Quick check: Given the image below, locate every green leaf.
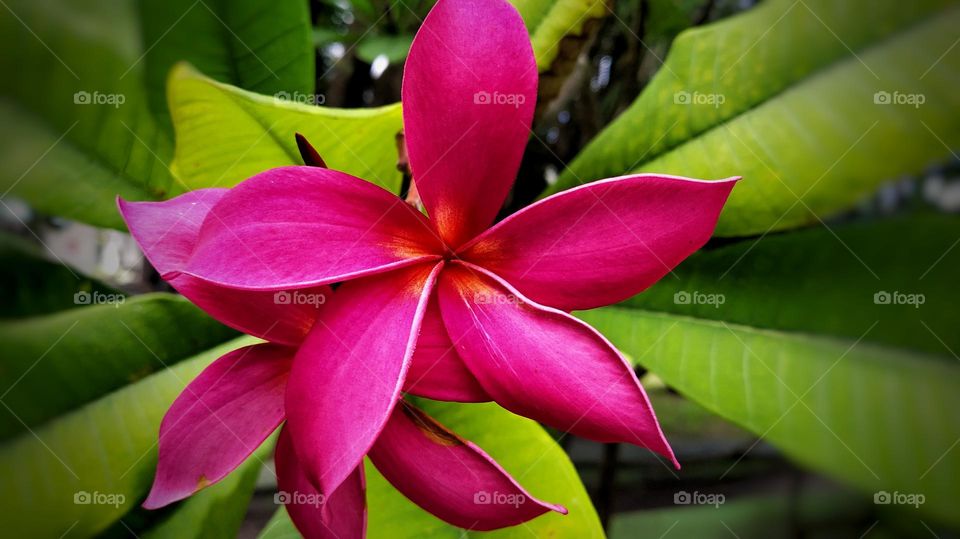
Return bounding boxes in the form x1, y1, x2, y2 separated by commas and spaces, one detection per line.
509, 0, 609, 72
0, 0, 173, 228
0, 335, 257, 538
644, 0, 709, 41
258, 400, 603, 538
141, 0, 314, 129
0, 232, 120, 319
168, 63, 405, 194
624, 214, 960, 356
0, 293, 237, 440
547, 0, 960, 236
0, 0, 314, 228
577, 308, 960, 527
609, 486, 872, 539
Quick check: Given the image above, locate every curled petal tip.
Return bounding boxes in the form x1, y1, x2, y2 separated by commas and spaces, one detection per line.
141, 486, 172, 510
549, 502, 569, 516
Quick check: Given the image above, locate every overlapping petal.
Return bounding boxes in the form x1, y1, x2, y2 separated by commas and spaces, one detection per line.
438, 263, 678, 467
402, 0, 537, 247
118, 190, 324, 345
284, 263, 442, 496
143, 343, 291, 509
460, 175, 739, 311
276, 427, 366, 539
182, 166, 444, 290
404, 295, 490, 402
368, 401, 563, 530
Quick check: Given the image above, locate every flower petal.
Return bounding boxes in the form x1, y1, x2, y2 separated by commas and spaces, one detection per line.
402, 0, 537, 247
143, 343, 291, 509
276, 427, 366, 539
438, 263, 678, 466
460, 175, 739, 311
368, 401, 564, 530
118, 188, 227, 271
285, 263, 442, 496
182, 166, 444, 290
118, 191, 325, 345
404, 293, 491, 402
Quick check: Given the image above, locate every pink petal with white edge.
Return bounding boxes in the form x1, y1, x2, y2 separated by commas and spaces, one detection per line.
460, 175, 739, 311
182, 166, 444, 291
402, 0, 537, 247
438, 262, 679, 467
284, 263, 443, 496
143, 343, 291, 509
118, 191, 325, 345
404, 293, 491, 402
368, 400, 564, 530
276, 427, 366, 539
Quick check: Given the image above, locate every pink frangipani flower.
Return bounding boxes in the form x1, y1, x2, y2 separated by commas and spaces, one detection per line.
118, 0, 738, 535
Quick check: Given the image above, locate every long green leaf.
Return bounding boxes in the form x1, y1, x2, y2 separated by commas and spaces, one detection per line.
0, 336, 257, 538
624, 214, 960, 356
141, 0, 314, 129
578, 308, 960, 526
609, 486, 872, 539
258, 400, 603, 538
510, 0, 608, 72
0, 232, 119, 319
0, 293, 236, 440
0, 0, 314, 228
547, 0, 960, 236
168, 63, 405, 194
0, 0, 172, 227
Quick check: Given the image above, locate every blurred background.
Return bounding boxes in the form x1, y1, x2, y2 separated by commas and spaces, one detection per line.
1, 0, 959, 537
